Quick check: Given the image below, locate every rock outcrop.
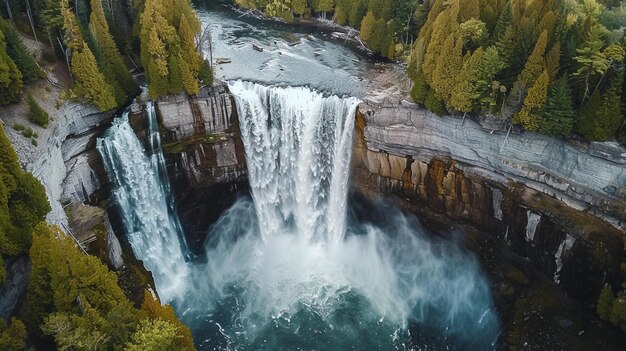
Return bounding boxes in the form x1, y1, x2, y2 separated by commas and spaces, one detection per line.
353, 96, 626, 305
129, 84, 248, 250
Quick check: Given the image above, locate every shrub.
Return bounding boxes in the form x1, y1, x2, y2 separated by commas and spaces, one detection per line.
27, 94, 49, 128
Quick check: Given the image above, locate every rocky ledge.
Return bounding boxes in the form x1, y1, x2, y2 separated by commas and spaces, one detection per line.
129, 83, 248, 250
353, 95, 626, 307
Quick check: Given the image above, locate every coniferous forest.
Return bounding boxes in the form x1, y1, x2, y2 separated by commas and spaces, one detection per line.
233, 0, 626, 142
0, 0, 213, 349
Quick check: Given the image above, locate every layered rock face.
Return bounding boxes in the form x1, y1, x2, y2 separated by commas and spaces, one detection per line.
130, 84, 247, 250
353, 96, 626, 305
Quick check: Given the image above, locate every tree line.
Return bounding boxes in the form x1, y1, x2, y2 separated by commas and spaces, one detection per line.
231, 0, 626, 142
0, 0, 214, 110
407, 0, 626, 142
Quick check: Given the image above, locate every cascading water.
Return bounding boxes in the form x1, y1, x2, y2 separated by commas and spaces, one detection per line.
98, 82, 500, 350
97, 104, 189, 302
231, 81, 358, 246
174, 81, 500, 350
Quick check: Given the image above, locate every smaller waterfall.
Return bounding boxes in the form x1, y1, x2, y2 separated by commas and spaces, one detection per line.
97, 104, 189, 302
553, 234, 576, 283
525, 211, 541, 242
491, 188, 503, 221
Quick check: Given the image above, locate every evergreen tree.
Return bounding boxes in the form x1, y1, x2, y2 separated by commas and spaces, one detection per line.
597, 286, 615, 321
0, 20, 43, 84
450, 47, 483, 112
0, 30, 22, 106
577, 76, 623, 141
62, 0, 117, 111
0, 318, 26, 350
89, 0, 138, 99
538, 75, 575, 137
431, 32, 462, 102
513, 70, 550, 131
198, 59, 214, 87
359, 11, 376, 44
410, 67, 428, 104
516, 30, 549, 88
27, 94, 49, 128
139, 0, 203, 98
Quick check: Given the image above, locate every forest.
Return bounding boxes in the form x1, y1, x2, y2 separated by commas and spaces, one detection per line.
0, 0, 214, 349
232, 0, 626, 142
0, 0, 213, 109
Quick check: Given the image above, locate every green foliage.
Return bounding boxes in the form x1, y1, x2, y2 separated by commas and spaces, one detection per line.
198, 59, 214, 87
27, 94, 49, 128
577, 76, 624, 141
62, 0, 117, 111
0, 123, 49, 261
124, 319, 180, 351
0, 20, 43, 84
597, 286, 614, 321
0, 30, 23, 106
25, 223, 196, 350
139, 0, 203, 98
513, 70, 550, 131
402, 0, 626, 140
89, 0, 139, 101
0, 318, 27, 350
538, 75, 575, 137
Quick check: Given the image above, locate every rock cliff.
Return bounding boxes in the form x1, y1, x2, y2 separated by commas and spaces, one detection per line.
353, 96, 626, 305
129, 83, 248, 250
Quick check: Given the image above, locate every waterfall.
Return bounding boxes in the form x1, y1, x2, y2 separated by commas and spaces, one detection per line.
97, 104, 189, 302
525, 211, 542, 242
97, 82, 500, 349
229, 80, 359, 247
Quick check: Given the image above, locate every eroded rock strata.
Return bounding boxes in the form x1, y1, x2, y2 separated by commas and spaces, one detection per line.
353, 95, 626, 306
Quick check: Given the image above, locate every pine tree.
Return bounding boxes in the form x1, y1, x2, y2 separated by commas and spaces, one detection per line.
597, 286, 615, 321
431, 32, 463, 102
545, 43, 561, 82
62, 0, 117, 111
410, 67, 428, 104
0, 30, 23, 106
0, 20, 43, 84
577, 75, 623, 141
89, 0, 138, 99
516, 30, 549, 88
450, 47, 483, 112
27, 94, 49, 128
359, 11, 376, 44
476, 46, 507, 111
198, 59, 214, 87
513, 70, 550, 131
538, 75, 574, 136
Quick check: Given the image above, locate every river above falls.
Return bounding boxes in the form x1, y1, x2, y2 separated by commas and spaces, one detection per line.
196, 1, 405, 98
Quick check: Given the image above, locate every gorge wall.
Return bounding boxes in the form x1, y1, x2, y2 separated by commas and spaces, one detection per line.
353, 95, 626, 305
129, 84, 247, 251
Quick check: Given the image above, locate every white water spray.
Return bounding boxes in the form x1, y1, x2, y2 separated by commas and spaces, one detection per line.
97, 105, 189, 302
178, 82, 500, 350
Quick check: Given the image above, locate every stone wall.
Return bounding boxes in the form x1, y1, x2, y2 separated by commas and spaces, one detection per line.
353, 97, 626, 305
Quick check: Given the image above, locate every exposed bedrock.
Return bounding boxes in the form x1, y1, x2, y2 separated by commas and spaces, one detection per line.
130, 84, 248, 250
353, 96, 626, 306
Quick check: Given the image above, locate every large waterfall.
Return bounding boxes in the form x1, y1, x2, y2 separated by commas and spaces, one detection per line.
99, 83, 500, 350
97, 104, 189, 302
230, 81, 358, 246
